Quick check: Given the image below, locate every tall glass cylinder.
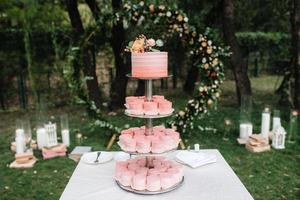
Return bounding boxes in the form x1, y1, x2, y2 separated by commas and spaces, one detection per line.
261, 107, 271, 140
272, 109, 281, 132
240, 95, 252, 123
288, 110, 298, 143
23, 118, 32, 150
15, 119, 25, 154
61, 114, 70, 147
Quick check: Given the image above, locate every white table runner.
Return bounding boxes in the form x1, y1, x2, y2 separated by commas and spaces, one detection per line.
60, 150, 254, 200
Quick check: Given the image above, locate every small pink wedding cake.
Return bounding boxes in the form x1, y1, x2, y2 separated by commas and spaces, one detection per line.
115, 156, 183, 191
126, 35, 168, 78
132, 52, 168, 78
118, 125, 180, 153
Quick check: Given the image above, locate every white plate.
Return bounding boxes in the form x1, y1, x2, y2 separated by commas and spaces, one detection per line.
81, 151, 113, 165
114, 152, 130, 161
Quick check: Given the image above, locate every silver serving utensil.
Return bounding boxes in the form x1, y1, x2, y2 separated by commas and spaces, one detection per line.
94, 151, 101, 163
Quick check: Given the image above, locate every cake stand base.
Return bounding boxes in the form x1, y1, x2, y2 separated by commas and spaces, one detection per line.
115, 176, 184, 195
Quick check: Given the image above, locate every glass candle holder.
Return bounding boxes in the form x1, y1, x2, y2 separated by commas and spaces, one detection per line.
272, 109, 281, 132
261, 107, 271, 140
240, 95, 252, 123
288, 110, 298, 143
60, 114, 70, 147
23, 118, 32, 150
223, 118, 232, 141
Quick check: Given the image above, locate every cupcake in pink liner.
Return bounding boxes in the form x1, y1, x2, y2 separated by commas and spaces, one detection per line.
133, 129, 145, 136
140, 125, 146, 130
151, 138, 167, 153
119, 170, 134, 186
146, 175, 161, 191
153, 156, 167, 162
128, 163, 140, 171
115, 161, 128, 181
152, 159, 162, 167
128, 100, 144, 115
143, 101, 159, 115
135, 167, 148, 176
152, 95, 165, 102
153, 131, 165, 138
129, 127, 140, 131
153, 125, 165, 131
119, 134, 136, 152
148, 168, 161, 176
159, 135, 176, 150
158, 100, 173, 115
136, 157, 147, 167
131, 173, 147, 191
167, 168, 183, 183
126, 96, 138, 103
136, 137, 151, 153
121, 129, 134, 136
160, 173, 176, 189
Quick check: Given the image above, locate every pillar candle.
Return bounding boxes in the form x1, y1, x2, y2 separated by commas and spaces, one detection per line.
37, 127, 46, 149
261, 109, 271, 140
62, 129, 70, 147
239, 124, 248, 139
15, 129, 25, 154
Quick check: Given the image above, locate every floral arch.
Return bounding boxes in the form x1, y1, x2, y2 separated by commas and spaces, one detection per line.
86, 2, 229, 140
117, 2, 229, 137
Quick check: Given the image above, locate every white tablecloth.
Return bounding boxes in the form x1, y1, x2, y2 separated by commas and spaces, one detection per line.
60, 150, 253, 200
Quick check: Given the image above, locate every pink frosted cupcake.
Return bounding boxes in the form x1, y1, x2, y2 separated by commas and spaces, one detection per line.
129, 127, 141, 132
119, 170, 134, 187
153, 95, 165, 102
133, 129, 145, 136
121, 129, 134, 136
151, 138, 166, 153
143, 101, 159, 115
128, 163, 140, 171
128, 100, 144, 115
131, 173, 147, 191
160, 173, 175, 189
146, 175, 161, 191
158, 100, 173, 115
153, 125, 166, 131
136, 138, 151, 153
115, 161, 128, 181
135, 167, 148, 176
119, 134, 136, 152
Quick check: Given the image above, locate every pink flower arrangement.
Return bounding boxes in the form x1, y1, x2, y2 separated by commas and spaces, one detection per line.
125, 34, 164, 53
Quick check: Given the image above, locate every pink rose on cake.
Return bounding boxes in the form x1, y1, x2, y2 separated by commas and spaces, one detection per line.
147, 38, 156, 47
125, 34, 164, 53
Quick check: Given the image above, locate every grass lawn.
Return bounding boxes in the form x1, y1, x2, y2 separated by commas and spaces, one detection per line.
0, 75, 299, 200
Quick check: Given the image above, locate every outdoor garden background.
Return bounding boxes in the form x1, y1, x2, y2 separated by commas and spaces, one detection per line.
0, 0, 299, 200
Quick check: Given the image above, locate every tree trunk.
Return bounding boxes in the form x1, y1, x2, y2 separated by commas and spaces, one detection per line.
184, 64, 199, 95
109, 0, 128, 110
65, 0, 102, 108
292, 0, 300, 109
222, 0, 252, 105
135, 80, 145, 96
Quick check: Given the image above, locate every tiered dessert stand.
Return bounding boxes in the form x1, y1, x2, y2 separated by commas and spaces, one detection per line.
115, 74, 184, 195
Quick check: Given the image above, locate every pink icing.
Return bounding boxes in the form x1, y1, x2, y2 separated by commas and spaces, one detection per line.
131, 173, 147, 191
146, 175, 161, 191
131, 52, 168, 78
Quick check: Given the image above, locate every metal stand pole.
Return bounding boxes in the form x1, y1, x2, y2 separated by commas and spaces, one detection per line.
145, 79, 153, 135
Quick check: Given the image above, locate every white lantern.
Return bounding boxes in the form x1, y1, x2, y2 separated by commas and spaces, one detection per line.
272, 126, 286, 149
45, 122, 58, 148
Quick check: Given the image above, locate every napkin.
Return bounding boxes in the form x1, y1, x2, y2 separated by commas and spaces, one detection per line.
175, 151, 217, 168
